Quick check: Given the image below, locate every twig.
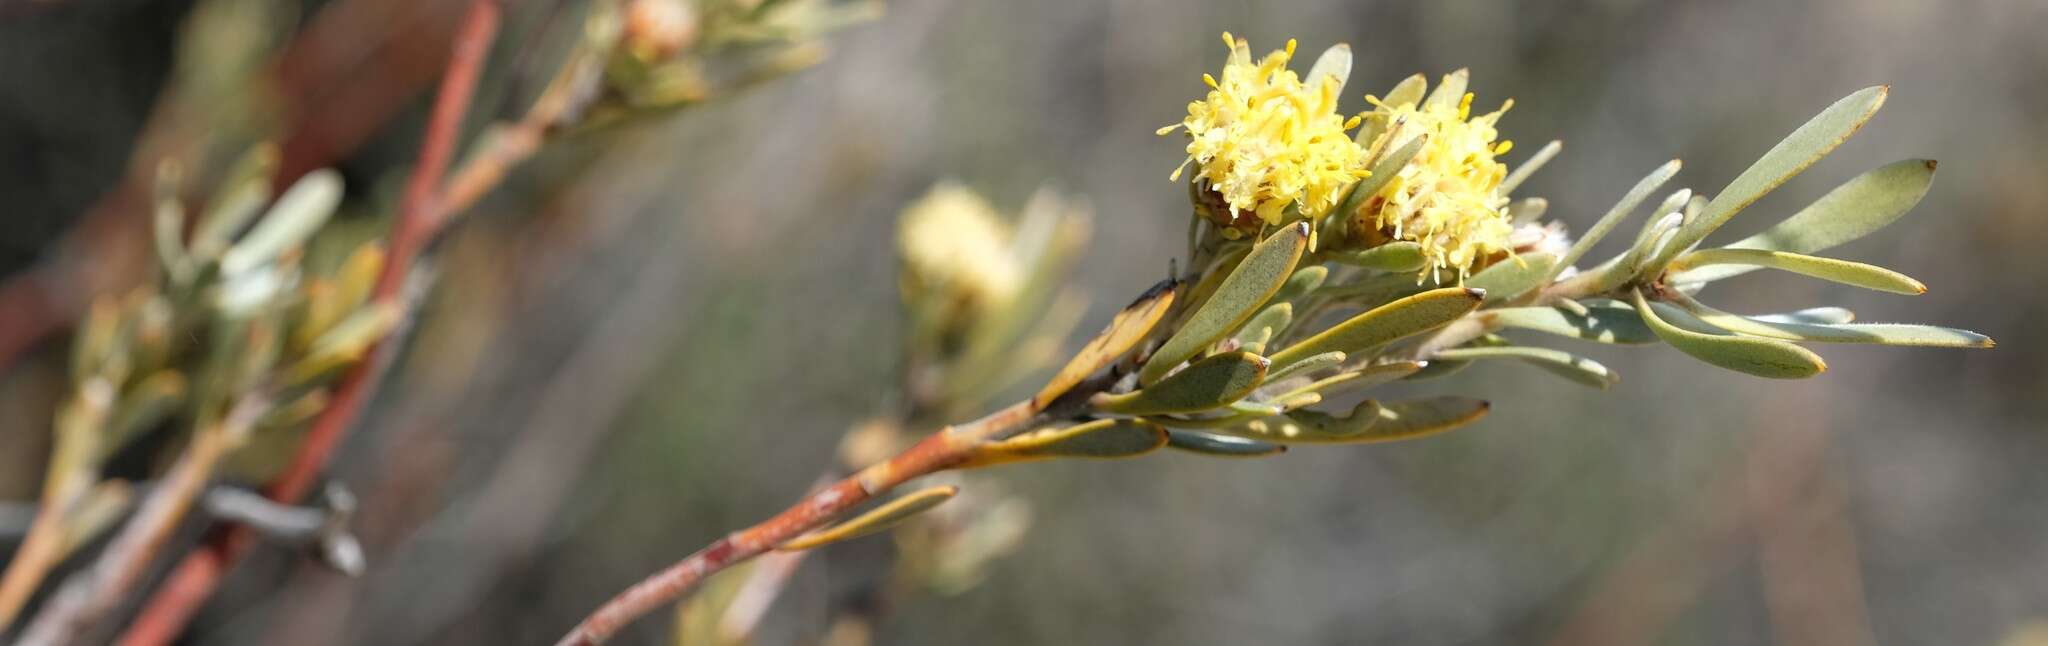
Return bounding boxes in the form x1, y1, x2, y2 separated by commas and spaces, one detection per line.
112, 2, 503, 642
14, 398, 268, 646
552, 398, 1047, 646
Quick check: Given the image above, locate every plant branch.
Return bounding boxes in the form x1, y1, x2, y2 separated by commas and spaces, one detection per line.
553, 398, 1046, 646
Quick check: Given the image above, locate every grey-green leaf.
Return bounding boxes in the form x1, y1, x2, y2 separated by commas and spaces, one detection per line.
1098, 351, 1268, 415
1334, 137, 1428, 227
1675, 248, 1925, 295
1652, 86, 1889, 269
1551, 160, 1683, 282
1631, 289, 1826, 379
1432, 345, 1620, 389
1680, 159, 1936, 283
220, 169, 344, 276
1331, 241, 1426, 272
1266, 287, 1484, 373
1488, 302, 1657, 345
1466, 253, 1558, 304
1141, 223, 1307, 385
1272, 266, 1329, 305
959, 419, 1169, 468
1228, 396, 1488, 444
1670, 294, 1990, 348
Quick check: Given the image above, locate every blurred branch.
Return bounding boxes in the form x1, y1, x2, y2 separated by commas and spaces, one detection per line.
15, 397, 269, 646
115, 1, 504, 642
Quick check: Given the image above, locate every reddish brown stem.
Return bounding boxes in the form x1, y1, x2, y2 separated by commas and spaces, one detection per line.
553, 400, 1040, 646
112, 2, 501, 643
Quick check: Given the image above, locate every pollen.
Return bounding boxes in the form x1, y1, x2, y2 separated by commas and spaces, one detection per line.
1161, 33, 1370, 227
1355, 70, 1520, 280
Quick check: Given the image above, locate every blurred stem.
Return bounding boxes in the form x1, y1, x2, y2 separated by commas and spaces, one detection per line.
0, 382, 114, 631
14, 398, 268, 646
553, 395, 1058, 646
116, 2, 505, 643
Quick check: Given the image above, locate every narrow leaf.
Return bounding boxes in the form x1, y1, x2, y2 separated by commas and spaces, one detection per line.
1305, 44, 1352, 95
1334, 137, 1428, 226
1466, 253, 1558, 304
1681, 159, 1936, 282
1753, 307, 1854, 325
220, 169, 344, 276
1488, 302, 1657, 345
1501, 140, 1563, 196
1272, 266, 1328, 305
959, 419, 1169, 468
1631, 289, 1826, 379
1228, 396, 1488, 444
1653, 86, 1889, 269
1234, 303, 1293, 355
1551, 159, 1682, 282
1033, 279, 1177, 408
1330, 241, 1426, 272
777, 486, 958, 551
1267, 287, 1484, 373
1676, 248, 1924, 294
1432, 345, 1619, 389
1096, 352, 1268, 415
1670, 293, 1991, 348
1141, 223, 1307, 385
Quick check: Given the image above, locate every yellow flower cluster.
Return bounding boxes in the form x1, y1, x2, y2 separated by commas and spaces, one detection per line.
1160, 33, 1369, 228
897, 183, 1024, 313
1354, 71, 1519, 279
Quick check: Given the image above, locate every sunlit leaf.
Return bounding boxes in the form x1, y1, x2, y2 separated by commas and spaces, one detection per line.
1680, 159, 1936, 283
1266, 287, 1483, 373
220, 168, 344, 276
1670, 293, 1991, 348
1034, 279, 1177, 408
1466, 253, 1557, 305
1306, 43, 1352, 95
1488, 302, 1657, 345
1551, 159, 1682, 282
1141, 223, 1306, 385
1631, 289, 1826, 379
1096, 352, 1268, 415
959, 419, 1169, 468
1225, 396, 1488, 444
1675, 248, 1924, 294
1651, 86, 1889, 270
1432, 345, 1619, 389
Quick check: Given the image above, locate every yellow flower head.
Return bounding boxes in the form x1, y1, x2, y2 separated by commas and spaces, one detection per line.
1161, 33, 1370, 229
1355, 70, 1518, 279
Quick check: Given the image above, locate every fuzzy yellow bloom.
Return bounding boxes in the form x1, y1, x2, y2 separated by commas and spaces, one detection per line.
1356, 70, 1519, 279
898, 183, 1024, 313
1161, 33, 1370, 228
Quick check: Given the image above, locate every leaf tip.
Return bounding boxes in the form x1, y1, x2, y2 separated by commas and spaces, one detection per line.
1462, 287, 1486, 301
1923, 159, 1938, 171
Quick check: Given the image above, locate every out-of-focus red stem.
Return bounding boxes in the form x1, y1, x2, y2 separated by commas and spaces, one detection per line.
114, 2, 501, 643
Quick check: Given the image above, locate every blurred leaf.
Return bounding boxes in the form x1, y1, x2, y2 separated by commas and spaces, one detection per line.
1403, 358, 1471, 381
1267, 287, 1483, 373
1097, 352, 1268, 415
1164, 430, 1287, 458
1033, 279, 1177, 408
1676, 248, 1924, 294
190, 144, 279, 264
1489, 302, 1657, 344
1432, 345, 1619, 389
1507, 196, 1549, 225
1357, 73, 1426, 145
1141, 223, 1307, 385
1652, 86, 1888, 270
778, 485, 958, 551
1680, 159, 1936, 283
1424, 69, 1467, 112
959, 419, 1168, 468
106, 372, 186, 451
221, 168, 343, 276
1631, 289, 1826, 379
286, 302, 402, 385
1466, 253, 1557, 305
1552, 160, 1682, 281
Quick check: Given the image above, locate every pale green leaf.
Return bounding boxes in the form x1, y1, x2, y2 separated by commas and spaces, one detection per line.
1676, 248, 1924, 295
220, 168, 343, 276
1652, 86, 1889, 269
1680, 159, 1936, 282
1669, 293, 1991, 348
1551, 160, 1682, 282
1466, 253, 1558, 304
1631, 289, 1826, 379
1432, 345, 1619, 389
1488, 302, 1657, 344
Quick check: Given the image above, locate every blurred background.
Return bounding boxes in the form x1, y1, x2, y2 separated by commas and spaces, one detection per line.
3, 0, 2045, 644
